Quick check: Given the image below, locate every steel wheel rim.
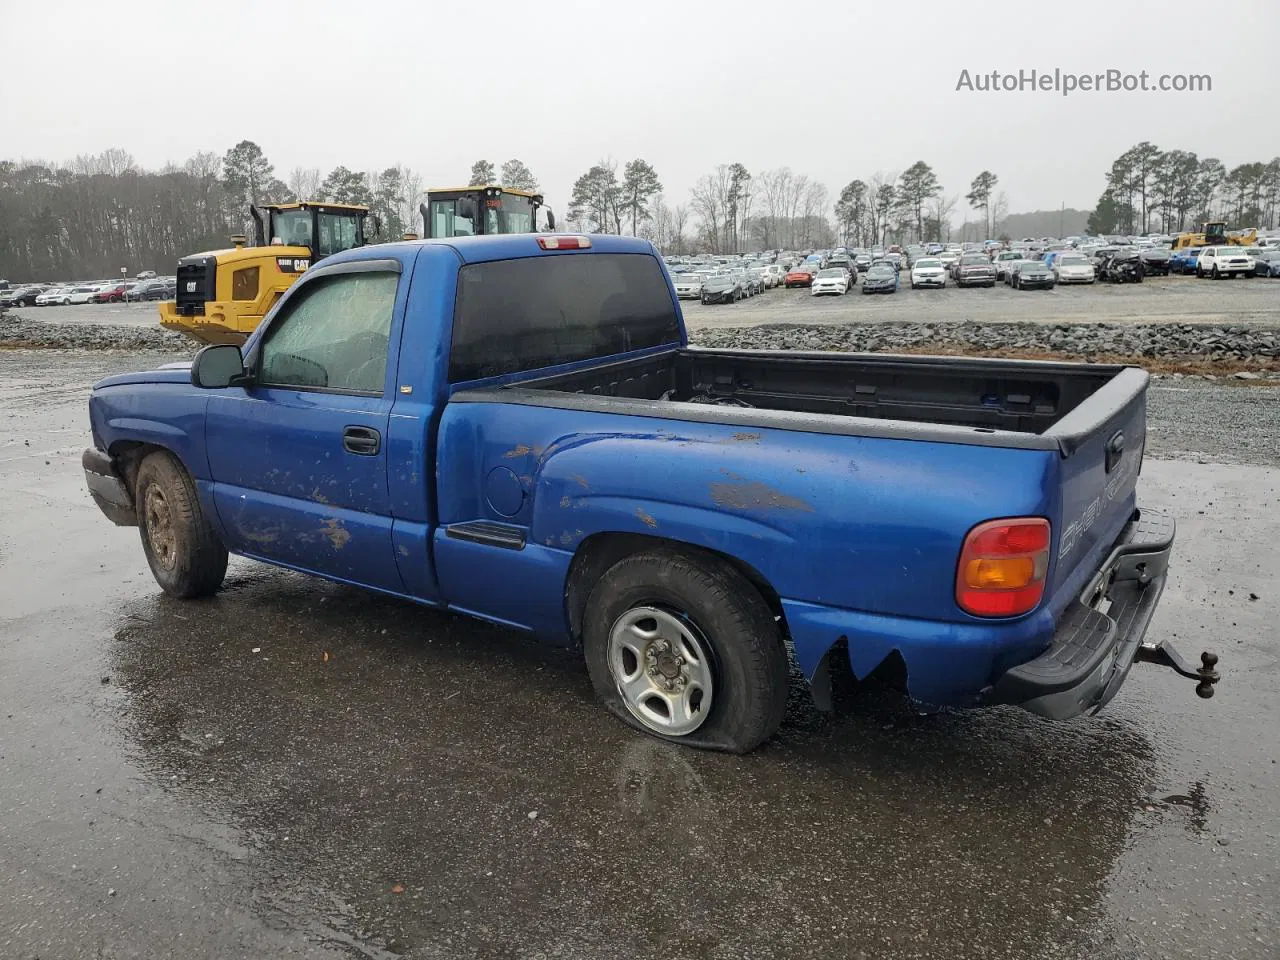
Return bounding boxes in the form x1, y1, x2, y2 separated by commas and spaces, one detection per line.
608, 605, 714, 737
143, 485, 177, 570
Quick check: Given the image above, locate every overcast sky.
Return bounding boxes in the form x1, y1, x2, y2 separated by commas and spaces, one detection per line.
2, 0, 1273, 219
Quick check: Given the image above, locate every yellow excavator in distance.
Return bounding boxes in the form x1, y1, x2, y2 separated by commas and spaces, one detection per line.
159, 202, 374, 345
1172, 220, 1259, 252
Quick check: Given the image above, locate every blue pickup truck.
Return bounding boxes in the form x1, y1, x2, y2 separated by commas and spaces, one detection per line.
82, 234, 1217, 752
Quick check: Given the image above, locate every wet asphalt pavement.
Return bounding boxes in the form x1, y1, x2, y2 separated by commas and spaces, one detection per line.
1, 351, 1277, 960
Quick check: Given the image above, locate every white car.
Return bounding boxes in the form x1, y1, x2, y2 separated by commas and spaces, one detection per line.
672, 274, 703, 299
809, 268, 850, 296
36, 286, 74, 306
910, 258, 947, 289
937, 250, 960, 271
1053, 254, 1096, 284
1196, 246, 1254, 279
66, 285, 102, 304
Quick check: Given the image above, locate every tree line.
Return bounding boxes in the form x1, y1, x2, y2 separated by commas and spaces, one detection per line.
0, 142, 544, 280
1087, 142, 1280, 236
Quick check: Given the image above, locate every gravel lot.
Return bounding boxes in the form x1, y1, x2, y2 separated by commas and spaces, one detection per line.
1, 348, 1276, 959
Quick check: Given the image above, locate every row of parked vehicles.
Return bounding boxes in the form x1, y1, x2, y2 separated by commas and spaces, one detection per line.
0, 276, 176, 308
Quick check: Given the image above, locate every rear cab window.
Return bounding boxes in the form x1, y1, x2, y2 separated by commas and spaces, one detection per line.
448, 253, 680, 382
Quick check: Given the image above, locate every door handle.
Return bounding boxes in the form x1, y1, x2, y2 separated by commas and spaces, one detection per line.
342, 426, 381, 456
1105, 430, 1125, 473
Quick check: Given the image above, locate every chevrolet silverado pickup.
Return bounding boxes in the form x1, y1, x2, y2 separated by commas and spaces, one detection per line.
82, 234, 1218, 752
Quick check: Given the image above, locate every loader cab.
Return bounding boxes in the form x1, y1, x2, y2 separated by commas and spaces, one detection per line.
1201, 221, 1228, 245
422, 186, 553, 239
253, 202, 370, 258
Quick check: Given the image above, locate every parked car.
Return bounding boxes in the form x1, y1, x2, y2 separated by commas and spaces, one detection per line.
1169, 247, 1201, 275
852, 252, 873, 272
81, 232, 1205, 753
765, 264, 787, 286
67, 285, 102, 304
1053, 254, 1096, 284
4, 285, 45, 306
672, 274, 703, 300
91, 283, 130, 303
861, 264, 899, 294
1196, 246, 1254, 279
1012, 261, 1055, 290
740, 271, 763, 296
1004, 260, 1036, 286
810, 268, 851, 296
748, 267, 772, 291
909, 257, 947, 289
994, 251, 1025, 281
132, 279, 176, 301
1097, 252, 1145, 284
701, 274, 745, 304
1252, 249, 1280, 277
783, 266, 815, 288
938, 250, 960, 272
1138, 248, 1172, 276
955, 254, 997, 287
36, 285, 75, 306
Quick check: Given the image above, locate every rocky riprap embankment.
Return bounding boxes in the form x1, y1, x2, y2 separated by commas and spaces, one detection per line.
0, 313, 192, 352
690, 321, 1280, 367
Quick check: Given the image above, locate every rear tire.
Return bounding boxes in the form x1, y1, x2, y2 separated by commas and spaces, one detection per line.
134, 451, 228, 598
583, 548, 789, 753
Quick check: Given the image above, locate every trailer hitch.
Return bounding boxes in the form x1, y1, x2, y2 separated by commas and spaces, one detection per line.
1135, 642, 1220, 699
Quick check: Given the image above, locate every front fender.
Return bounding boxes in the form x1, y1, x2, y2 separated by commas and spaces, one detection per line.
93, 385, 211, 480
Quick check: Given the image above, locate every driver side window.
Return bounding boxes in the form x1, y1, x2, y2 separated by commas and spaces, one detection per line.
259, 270, 399, 395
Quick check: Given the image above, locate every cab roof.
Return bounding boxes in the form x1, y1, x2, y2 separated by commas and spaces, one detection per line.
320, 233, 658, 268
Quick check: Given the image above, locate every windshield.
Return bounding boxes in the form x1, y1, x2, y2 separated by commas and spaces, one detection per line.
868, 267, 893, 277
484, 193, 535, 234
430, 198, 477, 238
272, 210, 313, 247
817, 269, 844, 278
915, 259, 941, 268
999, 252, 1020, 260
1059, 256, 1088, 266
961, 255, 987, 265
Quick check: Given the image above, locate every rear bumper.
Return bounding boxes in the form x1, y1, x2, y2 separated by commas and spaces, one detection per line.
83, 447, 137, 526
985, 507, 1176, 719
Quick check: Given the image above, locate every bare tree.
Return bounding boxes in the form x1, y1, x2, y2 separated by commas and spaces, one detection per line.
672, 204, 690, 255
690, 165, 733, 253
990, 191, 1010, 237
799, 181, 828, 247
288, 167, 322, 202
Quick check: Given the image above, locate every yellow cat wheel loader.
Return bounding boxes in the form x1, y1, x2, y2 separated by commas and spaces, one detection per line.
1171, 220, 1259, 252
159, 202, 373, 345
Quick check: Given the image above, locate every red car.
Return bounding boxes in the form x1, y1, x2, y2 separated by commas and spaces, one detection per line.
784, 267, 815, 288
90, 283, 129, 303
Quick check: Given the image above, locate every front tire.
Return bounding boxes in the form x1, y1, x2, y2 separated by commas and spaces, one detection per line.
134, 451, 228, 598
583, 549, 789, 753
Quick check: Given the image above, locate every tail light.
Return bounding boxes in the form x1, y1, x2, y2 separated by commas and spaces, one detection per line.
956, 517, 1051, 617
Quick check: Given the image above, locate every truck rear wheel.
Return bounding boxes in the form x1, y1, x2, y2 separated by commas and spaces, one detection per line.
582, 548, 788, 753
135, 451, 227, 598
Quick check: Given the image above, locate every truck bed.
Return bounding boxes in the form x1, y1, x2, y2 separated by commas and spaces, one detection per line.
469, 348, 1143, 452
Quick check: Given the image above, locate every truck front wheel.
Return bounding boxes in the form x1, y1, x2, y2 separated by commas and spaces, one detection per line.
134, 451, 228, 598
583, 549, 788, 753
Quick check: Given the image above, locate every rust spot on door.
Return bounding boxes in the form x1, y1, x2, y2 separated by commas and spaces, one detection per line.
635, 508, 658, 528
320, 517, 351, 550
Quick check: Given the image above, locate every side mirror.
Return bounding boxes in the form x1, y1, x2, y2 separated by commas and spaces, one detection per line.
545, 208, 557, 231
191, 344, 247, 388
456, 198, 477, 221
369, 214, 383, 238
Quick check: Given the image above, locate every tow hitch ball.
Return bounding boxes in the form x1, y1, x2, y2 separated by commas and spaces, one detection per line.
1136, 642, 1221, 699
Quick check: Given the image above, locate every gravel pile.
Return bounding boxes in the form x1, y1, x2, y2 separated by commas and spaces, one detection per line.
0, 313, 192, 352
691, 321, 1280, 364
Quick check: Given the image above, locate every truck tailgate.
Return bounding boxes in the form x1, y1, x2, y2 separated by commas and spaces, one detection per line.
1046, 368, 1149, 606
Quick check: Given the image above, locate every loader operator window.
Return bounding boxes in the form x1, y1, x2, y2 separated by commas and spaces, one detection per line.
484, 194, 534, 235
429, 199, 476, 238
316, 213, 361, 258
274, 210, 313, 248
